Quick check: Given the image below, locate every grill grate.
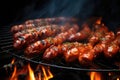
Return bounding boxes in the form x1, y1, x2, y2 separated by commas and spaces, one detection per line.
1, 26, 120, 72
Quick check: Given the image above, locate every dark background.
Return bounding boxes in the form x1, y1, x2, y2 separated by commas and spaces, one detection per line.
0, 0, 120, 28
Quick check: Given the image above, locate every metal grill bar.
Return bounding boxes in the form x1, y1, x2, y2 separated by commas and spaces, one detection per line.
0, 31, 11, 34
0, 42, 12, 46
4, 50, 120, 72
0, 36, 12, 39
0, 38, 12, 42
0, 34, 12, 37
1, 45, 13, 50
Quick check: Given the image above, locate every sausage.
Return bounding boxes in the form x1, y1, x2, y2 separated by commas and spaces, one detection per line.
13, 25, 57, 39
11, 17, 78, 33
100, 31, 115, 44
63, 44, 83, 62
25, 37, 53, 55
43, 42, 82, 60
24, 25, 79, 55
67, 23, 91, 41
103, 34, 120, 58
13, 24, 71, 49
43, 45, 62, 60
78, 49, 95, 66
77, 43, 94, 65
93, 43, 106, 55
104, 42, 119, 58
11, 23, 38, 33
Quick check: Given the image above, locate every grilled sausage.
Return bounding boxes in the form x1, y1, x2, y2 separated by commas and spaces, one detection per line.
63, 43, 84, 62
43, 42, 82, 60
103, 33, 120, 58
67, 23, 91, 42
13, 24, 71, 49
24, 24, 79, 55
13, 25, 58, 39
11, 23, 37, 33
104, 42, 119, 58
11, 17, 78, 33
78, 49, 95, 66
100, 31, 115, 44
88, 25, 108, 45
74, 43, 93, 65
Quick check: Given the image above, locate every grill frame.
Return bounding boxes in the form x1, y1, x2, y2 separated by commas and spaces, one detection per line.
1, 25, 120, 72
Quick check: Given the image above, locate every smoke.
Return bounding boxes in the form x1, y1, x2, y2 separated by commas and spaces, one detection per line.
22, 0, 96, 20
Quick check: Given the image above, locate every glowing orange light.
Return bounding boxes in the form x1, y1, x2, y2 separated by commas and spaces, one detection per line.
37, 72, 42, 80
10, 66, 17, 80
96, 17, 102, 25
90, 72, 101, 80
108, 72, 112, 76
28, 64, 35, 80
47, 67, 53, 79
117, 78, 120, 80
9, 62, 53, 80
11, 58, 15, 64
42, 66, 53, 80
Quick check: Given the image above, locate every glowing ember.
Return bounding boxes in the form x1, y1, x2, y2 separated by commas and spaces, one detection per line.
90, 72, 101, 80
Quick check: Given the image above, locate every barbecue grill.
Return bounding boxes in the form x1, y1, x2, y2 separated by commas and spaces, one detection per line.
0, 1, 120, 80
1, 23, 120, 72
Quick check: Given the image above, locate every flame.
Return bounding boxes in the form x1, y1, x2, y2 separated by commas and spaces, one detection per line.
47, 67, 53, 79
27, 64, 53, 80
11, 58, 15, 64
28, 64, 35, 80
117, 78, 120, 80
90, 72, 101, 80
41, 66, 53, 80
96, 17, 102, 25
9, 62, 53, 80
10, 66, 17, 80
37, 72, 41, 80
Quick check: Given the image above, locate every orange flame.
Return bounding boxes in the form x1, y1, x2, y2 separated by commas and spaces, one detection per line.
28, 64, 53, 80
11, 58, 15, 64
47, 67, 53, 79
96, 17, 102, 25
10, 62, 53, 80
41, 66, 53, 80
28, 64, 35, 80
90, 72, 101, 80
37, 72, 42, 80
10, 66, 17, 80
